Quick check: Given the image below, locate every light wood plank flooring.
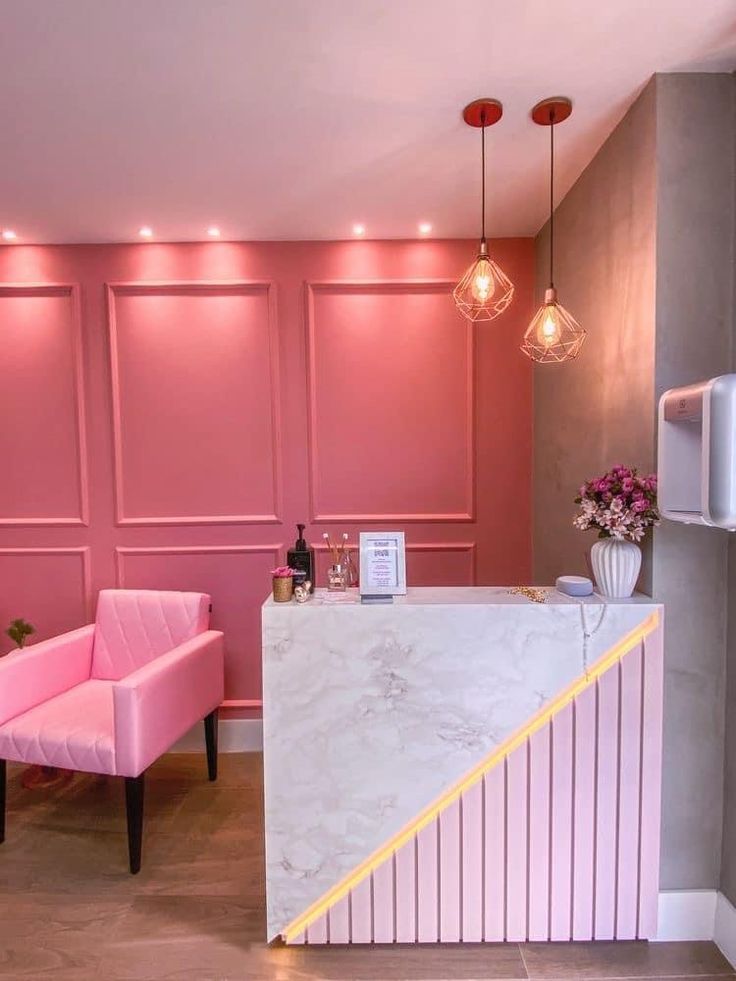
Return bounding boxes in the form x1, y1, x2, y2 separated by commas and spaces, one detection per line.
0, 753, 733, 980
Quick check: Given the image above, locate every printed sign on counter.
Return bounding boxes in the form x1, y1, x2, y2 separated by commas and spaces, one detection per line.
359, 531, 407, 601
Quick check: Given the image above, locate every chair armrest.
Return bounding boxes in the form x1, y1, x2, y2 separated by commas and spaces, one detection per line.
112, 630, 224, 777
0, 624, 94, 725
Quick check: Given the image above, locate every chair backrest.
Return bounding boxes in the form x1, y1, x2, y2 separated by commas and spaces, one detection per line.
91, 589, 211, 681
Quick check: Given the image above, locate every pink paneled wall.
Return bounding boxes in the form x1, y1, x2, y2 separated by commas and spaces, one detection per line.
0, 240, 533, 710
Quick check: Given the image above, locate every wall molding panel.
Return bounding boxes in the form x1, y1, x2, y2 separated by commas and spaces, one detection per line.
305, 280, 475, 523
114, 543, 283, 587
313, 540, 477, 586
0, 240, 533, 705
106, 281, 283, 526
0, 546, 93, 626
0, 284, 89, 526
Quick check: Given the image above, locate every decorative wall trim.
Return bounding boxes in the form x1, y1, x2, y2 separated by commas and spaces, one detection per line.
106, 281, 282, 526
655, 889, 718, 941
304, 280, 475, 523
313, 540, 477, 585
0, 284, 89, 526
0, 546, 93, 620
114, 543, 282, 587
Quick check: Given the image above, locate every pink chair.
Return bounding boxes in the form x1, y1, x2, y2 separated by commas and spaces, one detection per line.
0, 589, 224, 873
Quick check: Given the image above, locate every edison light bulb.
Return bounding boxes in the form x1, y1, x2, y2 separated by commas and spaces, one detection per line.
537, 305, 561, 347
471, 257, 494, 303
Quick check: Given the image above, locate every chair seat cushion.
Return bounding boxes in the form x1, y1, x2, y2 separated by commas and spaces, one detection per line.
0, 680, 116, 774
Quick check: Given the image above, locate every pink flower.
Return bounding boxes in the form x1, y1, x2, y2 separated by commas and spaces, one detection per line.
622, 477, 634, 493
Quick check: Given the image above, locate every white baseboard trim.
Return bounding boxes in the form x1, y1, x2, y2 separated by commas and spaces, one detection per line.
656, 889, 718, 941
715, 892, 736, 966
171, 718, 263, 753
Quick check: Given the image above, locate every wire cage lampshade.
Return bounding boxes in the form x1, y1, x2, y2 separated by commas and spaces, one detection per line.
520, 286, 586, 363
521, 97, 586, 364
453, 244, 515, 322
453, 99, 514, 323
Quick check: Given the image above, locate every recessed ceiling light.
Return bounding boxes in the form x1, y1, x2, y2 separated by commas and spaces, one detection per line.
138, 226, 153, 238
207, 226, 221, 238
418, 222, 433, 235
2, 229, 18, 241
352, 223, 366, 237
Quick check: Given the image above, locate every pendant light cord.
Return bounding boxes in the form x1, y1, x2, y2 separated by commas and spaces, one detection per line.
549, 110, 555, 288
481, 109, 486, 244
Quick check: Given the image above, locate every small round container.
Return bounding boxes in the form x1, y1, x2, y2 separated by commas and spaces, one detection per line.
272, 576, 294, 603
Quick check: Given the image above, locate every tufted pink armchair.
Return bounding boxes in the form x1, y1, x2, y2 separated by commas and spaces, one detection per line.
0, 589, 224, 873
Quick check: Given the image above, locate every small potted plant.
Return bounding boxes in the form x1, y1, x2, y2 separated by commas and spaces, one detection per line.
271, 567, 298, 603
5, 618, 34, 649
574, 466, 659, 597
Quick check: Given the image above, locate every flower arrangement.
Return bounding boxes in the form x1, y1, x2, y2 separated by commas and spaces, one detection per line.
271, 566, 299, 578
574, 466, 659, 542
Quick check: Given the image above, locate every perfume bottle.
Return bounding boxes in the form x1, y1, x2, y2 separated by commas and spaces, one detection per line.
286, 524, 315, 593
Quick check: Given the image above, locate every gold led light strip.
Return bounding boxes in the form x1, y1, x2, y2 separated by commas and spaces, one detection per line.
282, 610, 660, 942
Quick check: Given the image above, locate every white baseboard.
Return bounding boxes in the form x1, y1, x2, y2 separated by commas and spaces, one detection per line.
656, 890, 718, 940
715, 892, 736, 966
171, 718, 263, 753
656, 888, 736, 965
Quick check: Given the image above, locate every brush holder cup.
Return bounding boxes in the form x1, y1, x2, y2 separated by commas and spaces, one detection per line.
272, 576, 294, 603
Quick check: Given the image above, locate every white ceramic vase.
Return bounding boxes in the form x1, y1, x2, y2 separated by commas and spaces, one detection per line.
590, 538, 641, 598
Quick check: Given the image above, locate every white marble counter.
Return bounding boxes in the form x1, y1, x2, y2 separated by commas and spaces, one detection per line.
262, 586, 661, 941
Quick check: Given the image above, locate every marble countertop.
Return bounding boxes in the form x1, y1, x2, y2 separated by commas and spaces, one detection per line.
263, 584, 659, 608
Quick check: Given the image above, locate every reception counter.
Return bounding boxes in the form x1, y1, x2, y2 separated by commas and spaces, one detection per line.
262, 586, 663, 945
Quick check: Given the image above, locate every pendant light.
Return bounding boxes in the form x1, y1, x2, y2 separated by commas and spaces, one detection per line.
453, 99, 514, 322
521, 97, 586, 364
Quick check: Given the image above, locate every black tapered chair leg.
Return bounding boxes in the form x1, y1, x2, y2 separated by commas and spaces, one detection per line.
0, 759, 6, 844
204, 709, 218, 782
124, 773, 145, 874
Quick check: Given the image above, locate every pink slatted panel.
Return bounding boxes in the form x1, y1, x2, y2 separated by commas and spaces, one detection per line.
484, 765, 505, 941
506, 745, 528, 941
638, 626, 664, 938
572, 684, 596, 940
350, 876, 372, 943
328, 895, 350, 944
417, 819, 439, 942
306, 913, 327, 944
461, 780, 484, 942
288, 932, 305, 945
290, 621, 664, 947
439, 798, 461, 941
550, 701, 574, 941
617, 643, 643, 939
528, 724, 551, 941
595, 668, 620, 939
394, 836, 416, 943
372, 861, 394, 942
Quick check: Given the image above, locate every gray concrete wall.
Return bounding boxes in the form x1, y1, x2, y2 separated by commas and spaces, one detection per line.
533, 73, 736, 890
533, 78, 657, 587
653, 73, 734, 890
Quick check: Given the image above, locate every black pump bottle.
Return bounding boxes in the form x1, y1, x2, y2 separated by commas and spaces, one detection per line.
287, 524, 315, 592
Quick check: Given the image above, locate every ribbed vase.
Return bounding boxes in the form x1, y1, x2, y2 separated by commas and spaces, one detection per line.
590, 538, 641, 598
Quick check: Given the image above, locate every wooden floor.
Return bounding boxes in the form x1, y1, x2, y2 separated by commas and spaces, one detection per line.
0, 753, 733, 981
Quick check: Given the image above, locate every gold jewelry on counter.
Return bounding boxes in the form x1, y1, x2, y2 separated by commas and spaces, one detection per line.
508, 586, 549, 603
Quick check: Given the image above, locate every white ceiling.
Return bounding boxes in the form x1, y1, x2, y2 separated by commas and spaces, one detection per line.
1, 0, 735, 244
